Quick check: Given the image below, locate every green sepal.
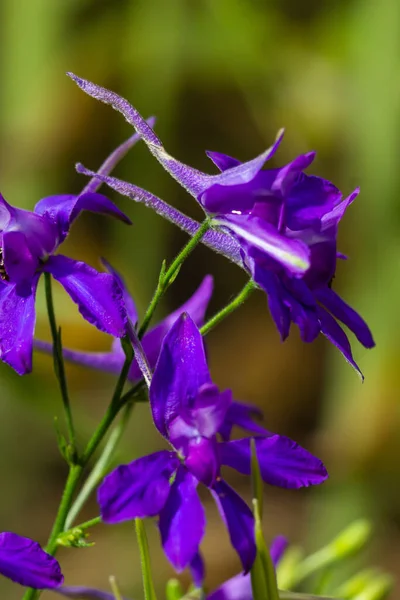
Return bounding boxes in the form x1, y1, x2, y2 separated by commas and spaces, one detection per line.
56, 527, 94, 548
135, 518, 158, 600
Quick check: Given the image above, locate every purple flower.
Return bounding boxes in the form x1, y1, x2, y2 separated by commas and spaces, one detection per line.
35, 263, 270, 440
67, 74, 375, 377
97, 314, 327, 573
0, 190, 131, 374
0, 531, 63, 589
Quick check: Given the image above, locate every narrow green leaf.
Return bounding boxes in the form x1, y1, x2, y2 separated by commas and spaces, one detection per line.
135, 518, 158, 600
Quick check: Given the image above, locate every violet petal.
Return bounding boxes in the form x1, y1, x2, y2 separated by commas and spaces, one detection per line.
315, 287, 375, 349
55, 587, 131, 600
0, 278, 39, 375
33, 340, 123, 376
220, 436, 328, 488
140, 275, 214, 374
98, 451, 179, 523
219, 400, 271, 441
211, 479, 256, 572
206, 151, 241, 171
317, 305, 364, 379
215, 213, 310, 276
44, 255, 127, 338
2, 230, 38, 283
159, 466, 205, 571
270, 535, 288, 566
150, 313, 211, 437
207, 573, 252, 600
34, 193, 131, 242
0, 532, 63, 589
190, 552, 205, 588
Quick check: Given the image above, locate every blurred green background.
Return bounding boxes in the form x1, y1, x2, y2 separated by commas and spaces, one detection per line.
0, 0, 399, 597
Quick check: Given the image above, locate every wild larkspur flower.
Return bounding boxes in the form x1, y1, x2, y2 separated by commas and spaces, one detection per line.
0, 116, 159, 376
0, 531, 63, 589
0, 188, 131, 375
54, 536, 287, 599
97, 313, 327, 573
35, 262, 269, 440
67, 74, 375, 377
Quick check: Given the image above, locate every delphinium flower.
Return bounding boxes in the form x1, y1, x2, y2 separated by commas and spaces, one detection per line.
97, 313, 327, 574
67, 74, 375, 377
0, 531, 63, 589
0, 189, 131, 374
54, 536, 287, 599
35, 263, 270, 439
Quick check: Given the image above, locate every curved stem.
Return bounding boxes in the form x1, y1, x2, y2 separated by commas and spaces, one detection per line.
200, 279, 256, 336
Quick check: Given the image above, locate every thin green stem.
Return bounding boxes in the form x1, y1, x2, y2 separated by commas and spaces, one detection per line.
44, 272, 76, 453
138, 219, 210, 338
200, 279, 256, 336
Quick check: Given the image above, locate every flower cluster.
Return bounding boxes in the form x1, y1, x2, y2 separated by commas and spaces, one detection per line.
0, 73, 380, 599
68, 73, 375, 377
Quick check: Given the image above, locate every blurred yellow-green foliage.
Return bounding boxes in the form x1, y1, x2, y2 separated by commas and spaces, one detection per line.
0, 0, 399, 598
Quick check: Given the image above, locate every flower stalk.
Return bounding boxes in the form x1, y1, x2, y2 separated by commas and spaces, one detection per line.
138, 218, 211, 338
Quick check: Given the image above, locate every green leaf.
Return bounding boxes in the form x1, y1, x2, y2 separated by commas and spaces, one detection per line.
135, 518, 158, 600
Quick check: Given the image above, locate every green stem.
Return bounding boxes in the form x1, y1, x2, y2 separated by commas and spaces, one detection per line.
200, 279, 256, 336
138, 219, 210, 337
44, 272, 76, 453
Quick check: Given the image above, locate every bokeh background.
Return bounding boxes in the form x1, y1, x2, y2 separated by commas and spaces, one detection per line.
0, 0, 399, 597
